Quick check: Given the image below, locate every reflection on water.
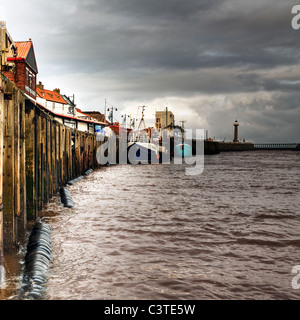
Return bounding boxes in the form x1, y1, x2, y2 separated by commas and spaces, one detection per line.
1, 151, 300, 299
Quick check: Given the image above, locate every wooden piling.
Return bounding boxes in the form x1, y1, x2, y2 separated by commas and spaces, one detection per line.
25, 100, 36, 220
1, 75, 102, 253
2, 81, 25, 251
0, 76, 4, 260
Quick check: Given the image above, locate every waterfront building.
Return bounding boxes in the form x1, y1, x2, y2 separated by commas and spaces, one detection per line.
36, 82, 107, 133
155, 110, 174, 129
61, 94, 76, 116
1, 23, 38, 100
0, 21, 15, 70
36, 83, 69, 115
36, 85, 106, 133
1, 20, 107, 135
74, 107, 107, 133
81, 111, 106, 123
35, 81, 107, 133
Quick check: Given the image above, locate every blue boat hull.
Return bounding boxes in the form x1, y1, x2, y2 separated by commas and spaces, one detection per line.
174, 143, 192, 157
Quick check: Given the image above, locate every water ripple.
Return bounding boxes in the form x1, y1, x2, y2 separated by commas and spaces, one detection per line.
27, 151, 300, 299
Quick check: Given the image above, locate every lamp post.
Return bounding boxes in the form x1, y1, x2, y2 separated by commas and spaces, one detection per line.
107, 106, 118, 124
121, 114, 129, 128
131, 118, 137, 130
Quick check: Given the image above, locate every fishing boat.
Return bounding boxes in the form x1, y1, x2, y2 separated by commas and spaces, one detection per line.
109, 122, 132, 138
127, 106, 159, 164
127, 128, 160, 164
128, 140, 159, 164
174, 142, 192, 157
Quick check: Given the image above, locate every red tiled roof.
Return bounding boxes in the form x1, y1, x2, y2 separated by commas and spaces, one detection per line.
36, 87, 67, 104
7, 41, 38, 73
36, 102, 107, 126
76, 108, 88, 116
7, 41, 32, 60
75, 108, 104, 122
109, 124, 131, 135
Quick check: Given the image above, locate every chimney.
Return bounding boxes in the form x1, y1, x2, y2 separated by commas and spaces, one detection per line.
53, 88, 60, 94
36, 81, 44, 90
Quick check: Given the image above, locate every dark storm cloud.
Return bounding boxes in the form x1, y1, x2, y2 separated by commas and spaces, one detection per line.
203, 90, 300, 143
86, 0, 223, 22
34, 0, 300, 76
92, 0, 299, 70
8, 0, 300, 74
240, 92, 300, 142
4, 0, 300, 142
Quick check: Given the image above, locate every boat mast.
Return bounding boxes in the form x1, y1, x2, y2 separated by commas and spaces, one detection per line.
137, 106, 147, 130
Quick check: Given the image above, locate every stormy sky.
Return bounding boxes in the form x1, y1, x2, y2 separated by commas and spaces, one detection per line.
1, 0, 300, 142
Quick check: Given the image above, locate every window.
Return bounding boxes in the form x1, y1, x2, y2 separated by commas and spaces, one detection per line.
25, 67, 36, 91
31, 74, 36, 89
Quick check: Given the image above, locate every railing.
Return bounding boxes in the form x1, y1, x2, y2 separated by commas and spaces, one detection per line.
254, 143, 299, 150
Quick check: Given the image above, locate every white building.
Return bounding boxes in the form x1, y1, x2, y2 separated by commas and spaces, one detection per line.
36, 82, 71, 115
36, 82, 106, 133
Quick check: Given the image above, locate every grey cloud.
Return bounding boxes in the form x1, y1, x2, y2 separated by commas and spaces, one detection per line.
202, 91, 300, 143
27, 0, 300, 83
4, 0, 300, 142
101, 0, 223, 20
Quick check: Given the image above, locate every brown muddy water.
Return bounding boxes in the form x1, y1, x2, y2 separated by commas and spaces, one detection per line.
1, 150, 300, 299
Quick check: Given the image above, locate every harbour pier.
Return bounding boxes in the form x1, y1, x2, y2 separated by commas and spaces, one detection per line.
0, 20, 111, 260
0, 72, 103, 255
254, 143, 299, 150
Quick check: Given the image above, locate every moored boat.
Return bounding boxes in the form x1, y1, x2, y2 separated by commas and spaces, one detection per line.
174, 143, 192, 157
127, 140, 159, 164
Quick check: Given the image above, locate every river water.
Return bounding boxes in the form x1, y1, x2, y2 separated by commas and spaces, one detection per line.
1, 150, 300, 300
